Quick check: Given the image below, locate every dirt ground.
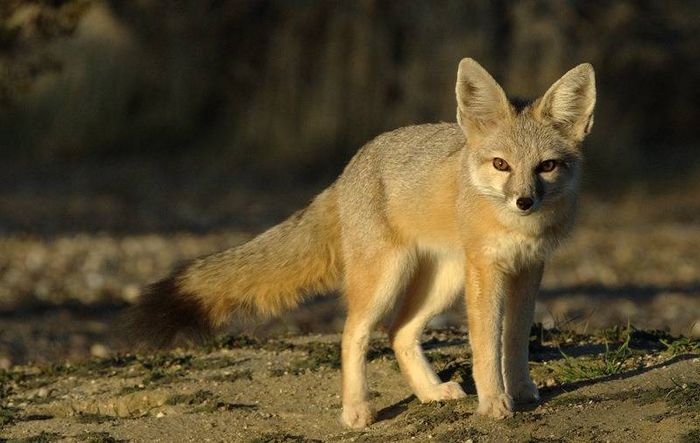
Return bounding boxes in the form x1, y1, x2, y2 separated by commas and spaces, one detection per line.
0, 329, 699, 442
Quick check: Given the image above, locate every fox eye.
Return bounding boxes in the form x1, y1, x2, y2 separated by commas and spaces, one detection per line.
492, 157, 510, 171
538, 160, 557, 173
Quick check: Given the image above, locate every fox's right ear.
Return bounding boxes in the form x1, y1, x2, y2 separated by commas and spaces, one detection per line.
455, 58, 511, 137
535, 63, 596, 142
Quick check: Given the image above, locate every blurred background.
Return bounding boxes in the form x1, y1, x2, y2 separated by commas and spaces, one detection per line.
0, 0, 698, 365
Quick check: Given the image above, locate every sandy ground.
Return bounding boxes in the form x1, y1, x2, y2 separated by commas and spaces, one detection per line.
0, 329, 698, 442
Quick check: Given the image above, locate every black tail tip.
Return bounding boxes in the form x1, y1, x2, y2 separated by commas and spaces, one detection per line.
121, 274, 213, 350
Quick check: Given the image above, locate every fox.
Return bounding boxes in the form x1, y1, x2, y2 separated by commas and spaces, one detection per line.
129, 58, 596, 428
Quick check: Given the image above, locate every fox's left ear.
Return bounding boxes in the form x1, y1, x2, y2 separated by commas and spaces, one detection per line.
455, 58, 511, 137
535, 63, 596, 142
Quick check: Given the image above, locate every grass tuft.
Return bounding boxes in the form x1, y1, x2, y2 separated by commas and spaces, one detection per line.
557, 330, 633, 383
0, 405, 18, 428
661, 337, 700, 356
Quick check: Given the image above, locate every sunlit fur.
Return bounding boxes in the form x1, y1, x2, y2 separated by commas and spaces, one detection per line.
130, 58, 595, 428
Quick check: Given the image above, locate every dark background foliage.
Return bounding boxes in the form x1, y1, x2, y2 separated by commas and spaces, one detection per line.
1, 0, 698, 185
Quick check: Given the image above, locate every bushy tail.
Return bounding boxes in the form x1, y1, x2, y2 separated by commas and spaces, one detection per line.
128, 187, 342, 346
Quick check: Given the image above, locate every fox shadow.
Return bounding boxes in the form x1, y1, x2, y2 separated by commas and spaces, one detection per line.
375, 335, 696, 422
528, 353, 697, 411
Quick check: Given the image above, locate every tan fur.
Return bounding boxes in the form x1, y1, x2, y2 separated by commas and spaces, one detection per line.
131, 58, 595, 428
180, 187, 342, 326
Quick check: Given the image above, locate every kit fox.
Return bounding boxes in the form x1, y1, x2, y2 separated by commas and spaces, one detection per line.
130, 58, 595, 428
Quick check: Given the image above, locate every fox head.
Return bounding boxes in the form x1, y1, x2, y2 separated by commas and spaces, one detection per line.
455, 58, 595, 217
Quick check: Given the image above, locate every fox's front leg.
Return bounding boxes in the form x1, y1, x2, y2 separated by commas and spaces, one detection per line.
502, 263, 543, 405
465, 259, 513, 418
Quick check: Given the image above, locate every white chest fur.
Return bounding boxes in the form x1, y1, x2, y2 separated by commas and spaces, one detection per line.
482, 230, 557, 272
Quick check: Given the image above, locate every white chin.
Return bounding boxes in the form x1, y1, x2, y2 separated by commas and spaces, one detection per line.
509, 206, 536, 216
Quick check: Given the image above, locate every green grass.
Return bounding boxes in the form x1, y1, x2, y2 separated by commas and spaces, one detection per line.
661, 336, 700, 356
0, 405, 18, 428
557, 331, 633, 383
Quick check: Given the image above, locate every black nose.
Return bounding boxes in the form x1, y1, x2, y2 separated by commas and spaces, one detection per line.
516, 197, 533, 210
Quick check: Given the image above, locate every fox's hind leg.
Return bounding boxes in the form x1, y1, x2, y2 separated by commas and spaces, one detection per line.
389, 252, 465, 402
341, 246, 414, 429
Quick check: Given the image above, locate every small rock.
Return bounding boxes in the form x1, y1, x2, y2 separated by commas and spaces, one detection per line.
122, 284, 140, 302
90, 343, 110, 358
0, 357, 12, 369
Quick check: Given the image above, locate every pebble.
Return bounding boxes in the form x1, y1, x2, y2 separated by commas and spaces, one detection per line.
0, 357, 12, 369
90, 343, 110, 358
122, 284, 141, 302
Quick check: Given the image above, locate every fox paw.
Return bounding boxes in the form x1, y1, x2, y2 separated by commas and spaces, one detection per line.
477, 393, 514, 419
422, 381, 468, 402
341, 402, 375, 429
508, 379, 540, 404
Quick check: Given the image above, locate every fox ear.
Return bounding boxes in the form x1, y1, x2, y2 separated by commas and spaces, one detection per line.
535, 63, 596, 142
455, 58, 511, 136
